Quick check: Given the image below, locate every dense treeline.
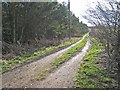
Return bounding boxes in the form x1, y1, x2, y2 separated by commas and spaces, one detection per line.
2, 2, 88, 58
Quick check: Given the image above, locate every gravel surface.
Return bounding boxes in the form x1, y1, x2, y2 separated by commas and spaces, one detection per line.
2, 36, 86, 88
30, 39, 91, 88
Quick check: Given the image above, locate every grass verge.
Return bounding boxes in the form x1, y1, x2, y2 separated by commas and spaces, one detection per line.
1, 38, 80, 72
51, 34, 88, 69
75, 37, 116, 88
34, 34, 88, 80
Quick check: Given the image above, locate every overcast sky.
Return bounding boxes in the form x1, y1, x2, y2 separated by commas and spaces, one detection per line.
57, 0, 119, 26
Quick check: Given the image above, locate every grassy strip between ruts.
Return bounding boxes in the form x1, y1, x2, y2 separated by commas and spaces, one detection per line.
1, 38, 80, 72
75, 37, 116, 88
51, 34, 88, 69
35, 34, 88, 80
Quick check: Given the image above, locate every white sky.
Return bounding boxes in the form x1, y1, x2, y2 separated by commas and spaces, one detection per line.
57, 0, 120, 26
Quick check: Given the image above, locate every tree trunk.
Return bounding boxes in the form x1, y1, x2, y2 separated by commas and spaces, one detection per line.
13, 7, 16, 44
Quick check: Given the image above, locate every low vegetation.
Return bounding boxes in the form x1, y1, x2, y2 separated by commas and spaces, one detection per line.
34, 34, 88, 80
75, 37, 117, 88
1, 38, 80, 72
85, 0, 120, 83
51, 34, 88, 69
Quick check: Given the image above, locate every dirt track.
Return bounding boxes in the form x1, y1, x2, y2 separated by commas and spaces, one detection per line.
2, 35, 87, 88
30, 39, 90, 88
